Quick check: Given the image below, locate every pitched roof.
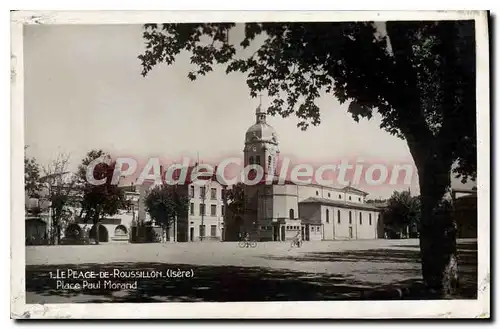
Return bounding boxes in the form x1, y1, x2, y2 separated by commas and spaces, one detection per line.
342, 186, 369, 196
299, 197, 381, 211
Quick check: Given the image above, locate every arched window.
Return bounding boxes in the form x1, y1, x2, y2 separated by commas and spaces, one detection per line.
255, 155, 261, 165
337, 210, 341, 224
326, 209, 329, 223
359, 212, 363, 225
249, 156, 254, 165
349, 211, 352, 224
289, 208, 295, 219
369, 213, 372, 225
114, 225, 128, 236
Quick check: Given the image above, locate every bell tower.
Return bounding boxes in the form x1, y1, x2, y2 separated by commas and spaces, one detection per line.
243, 97, 279, 179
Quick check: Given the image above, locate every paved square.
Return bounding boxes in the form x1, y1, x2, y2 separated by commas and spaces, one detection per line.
25, 239, 477, 303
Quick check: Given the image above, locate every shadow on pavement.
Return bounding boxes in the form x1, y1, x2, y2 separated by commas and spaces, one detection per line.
26, 263, 376, 303
25, 242, 477, 303
260, 242, 477, 300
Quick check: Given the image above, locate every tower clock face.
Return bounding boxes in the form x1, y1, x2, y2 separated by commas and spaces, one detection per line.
252, 146, 257, 152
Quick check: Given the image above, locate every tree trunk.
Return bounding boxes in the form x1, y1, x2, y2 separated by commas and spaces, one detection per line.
95, 222, 100, 244
418, 158, 458, 297
94, 210, 101, 245
56, 225, 61, 245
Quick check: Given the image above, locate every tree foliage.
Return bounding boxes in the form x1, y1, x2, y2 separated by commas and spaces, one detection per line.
139, 21, 475, 184
144, 184, 189, 240
40, 152, 79, 244
225, 182, 245, 215
77, 150, 128, 229
383, 190, 421, 233
24, 148, 41, 198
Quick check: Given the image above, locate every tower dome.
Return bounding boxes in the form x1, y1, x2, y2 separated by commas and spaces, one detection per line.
245, 104, 279, 146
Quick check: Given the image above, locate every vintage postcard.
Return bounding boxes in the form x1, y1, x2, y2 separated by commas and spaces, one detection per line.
11, 10, 490, 319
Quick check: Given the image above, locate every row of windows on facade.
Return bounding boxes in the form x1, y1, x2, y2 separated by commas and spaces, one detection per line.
189, 186, 222, 200
314, 190, 362, 202
197, 225, 218, 237
190, 203, 225, 217
325, 209, 374, 226
248, 155, 273, 166
259, 225, 321, 232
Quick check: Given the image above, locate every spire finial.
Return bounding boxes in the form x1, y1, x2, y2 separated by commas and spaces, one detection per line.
256, 93, 264, 114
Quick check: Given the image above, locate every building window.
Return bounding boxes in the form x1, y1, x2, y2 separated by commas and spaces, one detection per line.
359, 212, 363, 225
369, 213, 372, 225
289, 208, 294, 219
199, 204, 205, 216
211, 204, 216, 216
249, 156, 254, 165
358, 197, 361, 202
255, 155, 261, 165
210, 225, 216, 237
328, 193, 331, 197
326, 209, 330, 223
337, 210, 341, 224
286, 226, 290, 230
316, 191, 319, 196
349, 211, 352, 224
221, 205, 225, 216
200, 187, 206, 199
190, 186, 194, 198
199, 225, 205, 237
211, 188, 217, 200
339, 194, 342, 199
349, 196, 352, 201
190, 203, 194, 215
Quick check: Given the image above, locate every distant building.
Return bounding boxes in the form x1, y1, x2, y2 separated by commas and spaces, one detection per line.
452, 188, 477, 238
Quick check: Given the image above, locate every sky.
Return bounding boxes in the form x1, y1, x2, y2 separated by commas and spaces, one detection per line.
23, 24, 476, 199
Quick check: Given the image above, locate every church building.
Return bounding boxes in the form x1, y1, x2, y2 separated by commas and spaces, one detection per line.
230, 103, 383, 242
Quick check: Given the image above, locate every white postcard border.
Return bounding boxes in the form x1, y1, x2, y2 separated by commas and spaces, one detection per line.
10, 10, 490, 319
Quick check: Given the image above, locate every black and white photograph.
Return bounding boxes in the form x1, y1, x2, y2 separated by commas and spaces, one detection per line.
11, 10, 489, 319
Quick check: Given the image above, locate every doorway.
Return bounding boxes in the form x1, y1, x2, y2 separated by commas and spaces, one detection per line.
349, 226, 353, 239
281, 225, 285, 241
273, 226, 278, 241
190, 227, 194, 242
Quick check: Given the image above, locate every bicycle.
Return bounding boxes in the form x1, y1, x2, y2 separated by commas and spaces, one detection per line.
290, 238, 302, 248
238, 240, 257, 248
